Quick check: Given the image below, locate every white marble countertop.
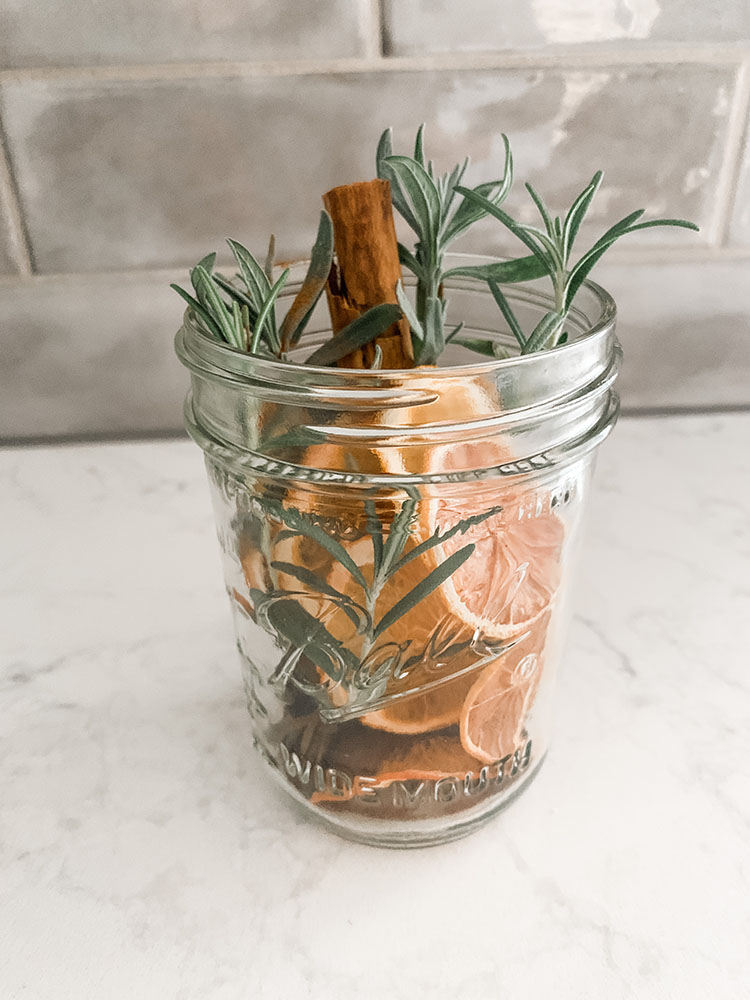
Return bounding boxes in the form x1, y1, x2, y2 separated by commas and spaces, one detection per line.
2, 414, 749, 999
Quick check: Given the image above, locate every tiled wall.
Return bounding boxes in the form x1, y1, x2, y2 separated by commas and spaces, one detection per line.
1, 1, 749, 440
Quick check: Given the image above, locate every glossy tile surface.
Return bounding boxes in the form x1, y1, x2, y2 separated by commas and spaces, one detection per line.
384, 0, 750, 53
0, 65, 728, 273
0, 0, 371, 68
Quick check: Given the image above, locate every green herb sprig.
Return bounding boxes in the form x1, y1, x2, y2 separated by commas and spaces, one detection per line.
172, 211, 399, 366
174, 125, 699, 366
455, 174, 699, 354
377, 125, 546, 364
249, 494, 502, 684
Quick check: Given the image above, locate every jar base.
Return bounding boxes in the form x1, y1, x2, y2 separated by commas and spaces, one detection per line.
267, 751, 548, 850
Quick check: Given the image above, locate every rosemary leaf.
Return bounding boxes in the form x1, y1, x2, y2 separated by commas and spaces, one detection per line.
562, 170, 603, 261
525, 182, 555, 237
444, 321, 464, 344
564, 241, 617, 310
369, 344, 384, 370
488, 279, 526, 348
231, 299, 246, 350
226, 239, 271, 310
264, 234, 276, 284
191, 265, 241, 347
304, 304, 402, 367
379, 497, 418, 578
279, 210, 334, 351
259, 500, 369, 591
264, 598, 356, 680
363, 498, 384, 577
454, 186, 552, 272
414, 122, 426, 168
170, 284, 223, 340
439, 156, 470, 224
377, 128, 420, 232
196, 251, 217, 273
213, 274, 258, 320
522, 310, 565, 354
395, 280, 424, 341
374, 544, 476, 638
251, 268, 290, 354
390, 506, 501, 575
441, 135, 512, 245
624, 218, 700, 234
449, 337, 500, 357
442, 255, 547, 283
270, 561, 367, 627
384, 155, 441, 249
397, 243, 424, 281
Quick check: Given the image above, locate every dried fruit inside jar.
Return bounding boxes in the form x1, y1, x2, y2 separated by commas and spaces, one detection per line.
232, 409, 568, 823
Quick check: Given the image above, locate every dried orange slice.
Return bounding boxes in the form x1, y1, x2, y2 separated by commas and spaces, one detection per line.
243, 379, 563, 740
356, 380, 563, 733
459, 613, 549, 764
359, 662, 478, 734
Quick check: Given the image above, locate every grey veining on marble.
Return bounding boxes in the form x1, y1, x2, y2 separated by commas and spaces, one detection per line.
1, 415, 749, 998
0, 65, 725, 273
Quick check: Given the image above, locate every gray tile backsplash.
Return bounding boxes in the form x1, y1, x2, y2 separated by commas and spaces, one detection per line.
596, 260, 750, 409
3, 258, 749, 441
0, 65, 729, 275
384, 0, 750, 54
0, 0, 371, 69
0, 4, 748, 438
0, 273, 187, 438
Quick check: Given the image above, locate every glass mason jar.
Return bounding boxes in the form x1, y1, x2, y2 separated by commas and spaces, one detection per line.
175, 253, 620, 848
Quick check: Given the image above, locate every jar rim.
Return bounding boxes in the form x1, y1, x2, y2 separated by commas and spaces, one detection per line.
177, 252, 617, 383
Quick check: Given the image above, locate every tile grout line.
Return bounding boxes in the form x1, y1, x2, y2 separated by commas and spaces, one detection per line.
712, 57, 750, 246
0, 115, 34, 275
1, 45, 750, 85
1, 245, 749, 287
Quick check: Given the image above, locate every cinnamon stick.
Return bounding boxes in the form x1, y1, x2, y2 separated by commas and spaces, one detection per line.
322, 179, 413, 369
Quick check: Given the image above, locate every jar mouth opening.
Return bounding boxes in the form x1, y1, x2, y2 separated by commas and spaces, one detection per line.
176, 253, 621, 484
178, 254, 616, 383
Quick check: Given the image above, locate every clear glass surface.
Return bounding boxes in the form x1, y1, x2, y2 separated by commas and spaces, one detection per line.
175, 254, 620, 846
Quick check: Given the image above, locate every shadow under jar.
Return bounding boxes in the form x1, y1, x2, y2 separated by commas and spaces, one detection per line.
175, 253, 620, 848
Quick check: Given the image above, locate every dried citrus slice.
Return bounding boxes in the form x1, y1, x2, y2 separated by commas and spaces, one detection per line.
356, 379, 563, 733
360, 663, 478, 734
437, 493, 563, 641
243, 378, 563, 739
459, 613, 549, 764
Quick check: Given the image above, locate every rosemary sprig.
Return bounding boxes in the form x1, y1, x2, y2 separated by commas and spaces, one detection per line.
174, 126, 699, 365
377, 124, 547, 364
172, 212, 399, 363
252, 495, 502, 680
455, 175, 699, 354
